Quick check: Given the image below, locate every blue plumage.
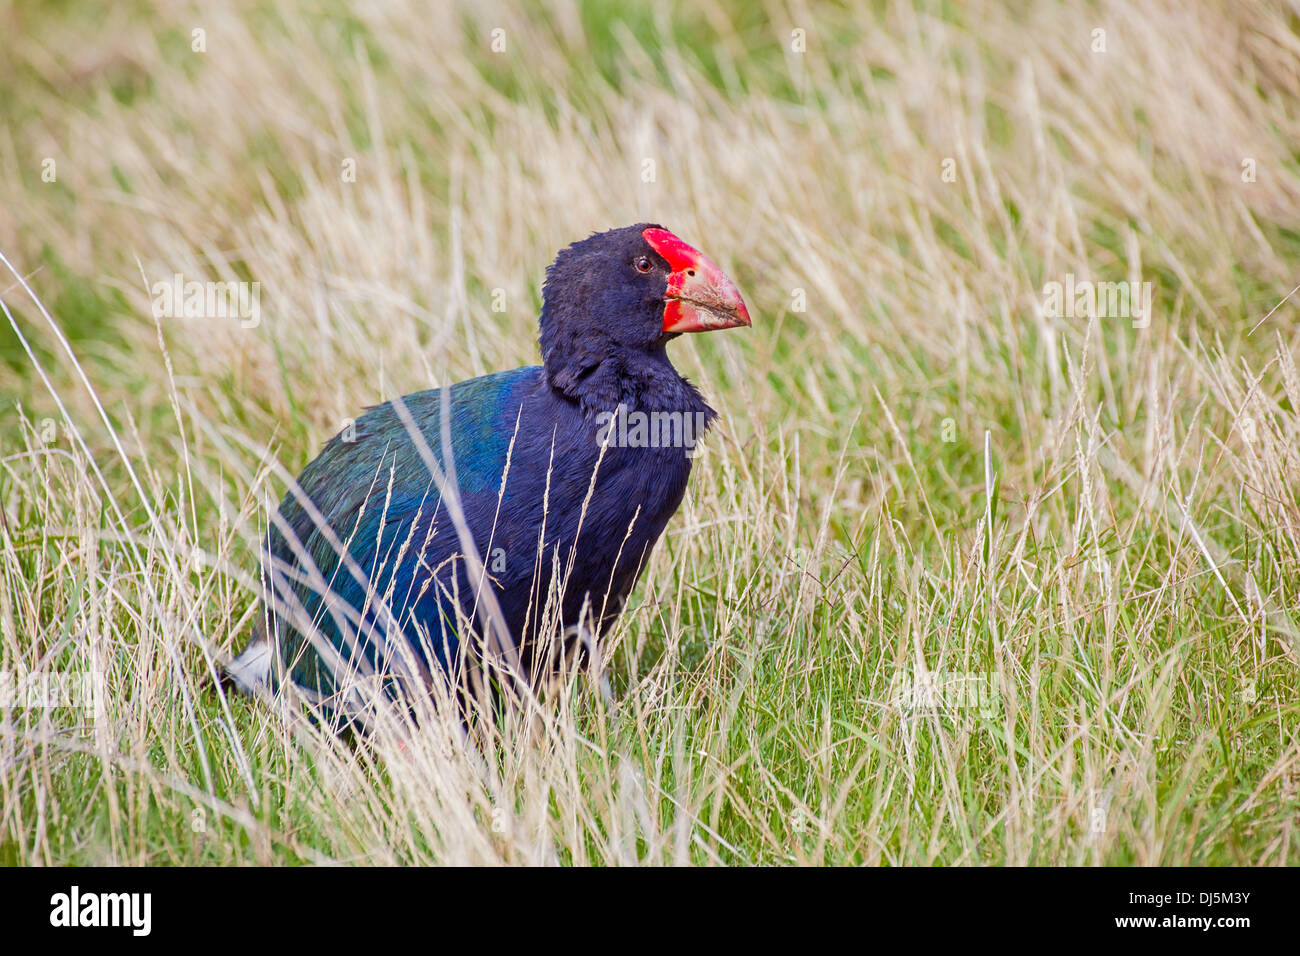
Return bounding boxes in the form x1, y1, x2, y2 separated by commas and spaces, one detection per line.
231, 223, 750, 717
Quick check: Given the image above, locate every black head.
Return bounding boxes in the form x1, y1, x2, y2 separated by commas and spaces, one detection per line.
537, 223, 749, 407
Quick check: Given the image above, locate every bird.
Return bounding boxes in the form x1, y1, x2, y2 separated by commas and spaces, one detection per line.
226, 223, 750, 724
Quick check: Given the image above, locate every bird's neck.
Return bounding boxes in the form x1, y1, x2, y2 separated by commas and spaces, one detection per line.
546, 341, 715, 422
615, 345, 709, 412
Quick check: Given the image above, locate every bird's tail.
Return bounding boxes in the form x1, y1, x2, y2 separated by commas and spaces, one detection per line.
223, 619, 273, 694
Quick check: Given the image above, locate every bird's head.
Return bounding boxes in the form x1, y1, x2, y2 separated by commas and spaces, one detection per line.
538, 223, 750, 403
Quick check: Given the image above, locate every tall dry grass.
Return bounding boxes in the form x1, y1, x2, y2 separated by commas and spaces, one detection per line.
0, 0, 1298, 864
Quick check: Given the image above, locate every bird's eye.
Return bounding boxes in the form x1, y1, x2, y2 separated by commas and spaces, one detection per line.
634, 256, 652, 273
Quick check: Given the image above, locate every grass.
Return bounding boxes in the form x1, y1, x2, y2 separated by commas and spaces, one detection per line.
1, 0, 1298, 865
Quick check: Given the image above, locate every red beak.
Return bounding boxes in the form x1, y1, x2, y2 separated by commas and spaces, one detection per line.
643, 227, 752, 334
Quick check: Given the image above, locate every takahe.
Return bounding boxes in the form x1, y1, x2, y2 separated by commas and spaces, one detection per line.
227, 223, 749, 720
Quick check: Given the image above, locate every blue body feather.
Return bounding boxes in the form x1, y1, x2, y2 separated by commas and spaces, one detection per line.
262, 364, 705, 705
243, 222, 740, 717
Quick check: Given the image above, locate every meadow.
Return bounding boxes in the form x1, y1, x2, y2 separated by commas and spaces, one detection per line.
1, 0, 1298, 865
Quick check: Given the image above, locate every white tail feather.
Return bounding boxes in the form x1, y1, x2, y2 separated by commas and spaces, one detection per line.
226, 639, 272, 693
